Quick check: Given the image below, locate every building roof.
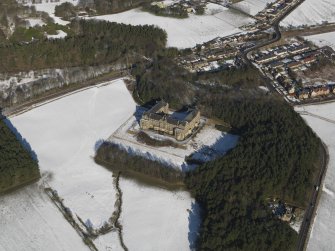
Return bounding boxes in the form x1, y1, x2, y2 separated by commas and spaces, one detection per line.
146, 100, 167, 114
143, 101, 199, 128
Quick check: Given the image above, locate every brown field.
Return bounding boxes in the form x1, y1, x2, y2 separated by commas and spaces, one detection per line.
297, 65, 335, 85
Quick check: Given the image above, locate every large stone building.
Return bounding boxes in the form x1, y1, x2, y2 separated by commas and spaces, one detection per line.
140, 101, 200, 141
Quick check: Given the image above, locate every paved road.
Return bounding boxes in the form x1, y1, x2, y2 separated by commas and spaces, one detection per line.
296, 142, 329, 251
241, 0, 306, 61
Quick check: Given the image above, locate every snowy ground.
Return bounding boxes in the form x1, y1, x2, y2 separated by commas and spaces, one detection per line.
233, 0, 275, 16
25, 18, 45, 27
10, 80, 134, 229
120, 178, 200, 251
19, 0, 79, 25
304, 31, 335, 50
47, 30, 68, 39
281, 0, 335, 28
2, 79, 198, 250
90, 8, 251, 48
295, 103, 335, 251
0, 183, 87, 251
109, 114, 239, 170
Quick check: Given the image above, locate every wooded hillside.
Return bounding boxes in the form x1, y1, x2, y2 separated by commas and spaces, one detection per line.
0, 19, 167, 73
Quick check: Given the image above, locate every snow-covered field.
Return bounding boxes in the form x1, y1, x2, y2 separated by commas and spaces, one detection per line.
91, 7, 251, 48
304, 31, 335, 50
109, 114, 239, 170
233, 0, 275, 16
281, 0, 335, 28
295, 103, 335, 251
19, 0, 79, 25
0, 184, 87, 251
18, 0, 252, 47
10, 80, 133, 229
120, 178, 200, 251
1, 79, 198, 250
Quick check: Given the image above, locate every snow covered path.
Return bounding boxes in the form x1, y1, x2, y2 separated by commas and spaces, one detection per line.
296, 103, 335, 251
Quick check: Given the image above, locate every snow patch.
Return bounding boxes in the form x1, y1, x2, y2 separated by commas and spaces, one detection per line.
25, 18, 45, 27
47, 30, 67, 39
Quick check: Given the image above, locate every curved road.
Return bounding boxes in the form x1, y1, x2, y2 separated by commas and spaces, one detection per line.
238, 1, 330, 250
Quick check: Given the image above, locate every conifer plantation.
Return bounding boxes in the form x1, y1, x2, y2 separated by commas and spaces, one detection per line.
0, 20, 167, 73
0, 118, 39, 193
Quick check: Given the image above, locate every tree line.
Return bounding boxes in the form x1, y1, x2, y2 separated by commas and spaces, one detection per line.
0, 118, 39, 193
78, 0, 153, 15
95, 142, 184, 187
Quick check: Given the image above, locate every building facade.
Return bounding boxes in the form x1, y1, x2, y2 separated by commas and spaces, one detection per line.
140, 101, 200, 141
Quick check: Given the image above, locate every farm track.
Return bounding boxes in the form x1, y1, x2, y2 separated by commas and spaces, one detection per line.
114, 173, 128, 251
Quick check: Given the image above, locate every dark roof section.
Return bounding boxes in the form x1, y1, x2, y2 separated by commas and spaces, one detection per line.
146, 100, 167, 114
184, 109, 199, 122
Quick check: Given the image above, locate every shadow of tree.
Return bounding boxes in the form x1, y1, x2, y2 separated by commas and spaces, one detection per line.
94, 139, 105, 154
188, 202, 201, 250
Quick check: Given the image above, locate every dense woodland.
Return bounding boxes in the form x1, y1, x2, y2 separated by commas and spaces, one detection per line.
185, 97, 320, 250
0, 118, 39, 193
0, 19, 167, 73
78, 0, 153, 14
55, 2, 77, 20
132, 58, 321, 250
142, 3, 189, 18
